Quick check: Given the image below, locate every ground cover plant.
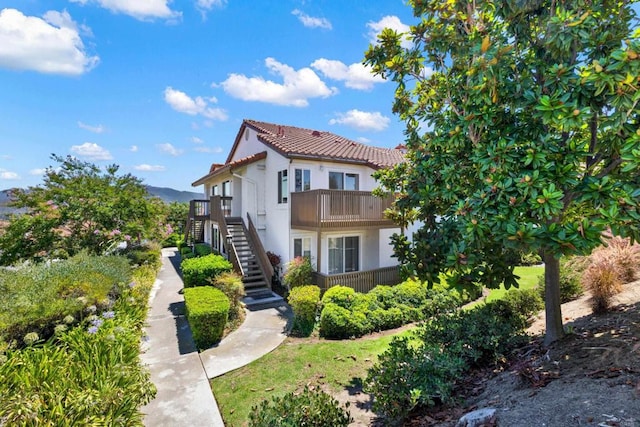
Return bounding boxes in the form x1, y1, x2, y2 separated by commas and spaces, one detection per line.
0, 252, 159, 425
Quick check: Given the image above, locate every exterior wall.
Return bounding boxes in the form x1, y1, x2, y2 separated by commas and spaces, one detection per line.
260, 146, 291, 263
288, 159, 378, 192
229, 127, 264, 162
379, 228, 400, 268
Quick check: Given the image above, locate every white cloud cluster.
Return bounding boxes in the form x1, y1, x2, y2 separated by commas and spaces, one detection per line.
134, 164, 165, 172
311, 59, 384, 90
30, 168, 47, 176
69, 0, 180, 21
78, 121, 106, 133
367, 15, 412, 49
329, 110, 390, 132
0, 169, 19, 180
164, 87, 228, 121
130, 145, 139, 152
292, 9, 332, 29
70, 142, 113, 160
157, 143, 183, 156
221, 58, 337, 107
0, 9, 99, 75
191, 136, 204, 144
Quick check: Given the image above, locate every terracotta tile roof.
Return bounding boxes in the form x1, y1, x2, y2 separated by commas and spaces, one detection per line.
235, 119, 405, 169
192, 151, 267, 186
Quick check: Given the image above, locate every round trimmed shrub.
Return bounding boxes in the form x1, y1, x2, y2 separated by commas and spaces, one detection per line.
319, 302, 369, 339
287, 285, 321, 336
321, 285, 356, 309
184, 286, 230, 349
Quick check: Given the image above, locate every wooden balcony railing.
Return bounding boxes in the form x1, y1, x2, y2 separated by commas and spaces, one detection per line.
190, 199, 210, 219
290, 190, 395, 231
312, 266, 400, 293
211, 195, 244, 277
246, 213, 274, 281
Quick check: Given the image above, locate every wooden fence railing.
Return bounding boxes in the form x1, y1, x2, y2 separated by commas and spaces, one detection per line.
312, 266, 400, 293
246, 213, 273, 283
211, 195, 244, 277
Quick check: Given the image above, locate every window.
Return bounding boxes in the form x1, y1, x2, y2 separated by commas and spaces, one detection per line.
293, 237, 311, 259
212, 185, 219, 196
329, 172, 359, 190
222, 181, 231, 196
221, 181, 231, 216
212, 225, 220, 253
328, 236, 359, 274
278, 169, 288, 203
295, 168, 311, 192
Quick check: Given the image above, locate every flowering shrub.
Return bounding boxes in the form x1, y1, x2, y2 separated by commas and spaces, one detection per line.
282, 256, 313, 289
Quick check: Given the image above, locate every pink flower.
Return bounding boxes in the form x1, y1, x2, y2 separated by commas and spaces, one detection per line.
124, 234, 131, 241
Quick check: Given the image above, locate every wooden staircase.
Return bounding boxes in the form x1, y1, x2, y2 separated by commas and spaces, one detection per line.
225, 217, 283, 307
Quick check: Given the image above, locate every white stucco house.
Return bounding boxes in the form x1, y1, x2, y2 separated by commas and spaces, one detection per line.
186, 119, 406, 299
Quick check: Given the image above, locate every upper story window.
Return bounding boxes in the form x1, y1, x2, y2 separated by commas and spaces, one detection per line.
294, 168, 311, 192
278, 170, 288, 204
211, 185, 219, 196
329, 172, 359, 191
222, 180, 231, 197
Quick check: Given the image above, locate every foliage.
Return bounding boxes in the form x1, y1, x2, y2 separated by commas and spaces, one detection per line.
365, 338, 465, 423
590, 235, 640, 283
366, 0, 640, 343
321, 285, 357, 309
165, 201, 188, 235
0, 155, 168, 265
537, 259, 584, 304
180, 246, 193, 256
501, 288, 544, 320
210, 271, 244, 321
366, 300, 530, 422
181, 253, 233, 288
583, 258, 623, 314
319, 302, 370, 339
0, 253, 131, 345
163, 232, 181, 248
266, 251, 281, 267
248, 386, 352, 427
282, 256, 313, 289
194, 243, 212, 257
117, 243, 162, 270
287, 285, 321, 336
184, 286, 230, 349
0, 264, 157, 425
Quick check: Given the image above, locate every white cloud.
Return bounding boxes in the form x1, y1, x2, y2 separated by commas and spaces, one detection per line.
164, 87, 228, 121
367, 15, 412, 49
130, 145, 139, 152
191, 136, 204, 144
196, 0, 226, 16
357, 137, 371, 143
0, 155, 11, 160
0, 169, 19, 180
311, 59, 385, 90
0, 9, 99, 75
134, 164, 165, 172
78, 121, 106, 133
157, 143, 183, 156
194, 146, 223, 153
291, 9, 332, 29
69, 0, 180, 21
70, 142, 113, 160
221, 57, 337, 107
29, 168, 47, 176
329, 110, 390, 132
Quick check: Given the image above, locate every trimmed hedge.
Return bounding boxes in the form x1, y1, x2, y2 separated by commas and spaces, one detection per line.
194, 243, 212, 257
184, 286, 230, 349
181, 254, 233, 287
287, 285, 321, 336
318, 281, 461, 339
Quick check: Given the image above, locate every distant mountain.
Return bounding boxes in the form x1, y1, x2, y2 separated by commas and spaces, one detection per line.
145, 186, 202, 204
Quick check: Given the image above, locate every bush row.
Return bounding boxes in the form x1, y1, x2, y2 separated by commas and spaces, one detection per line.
0, 251, 161, 425
318, 281, 460, 339
181, 253, 233, 287
184, 286, 230, 349
365, 288, 539, 423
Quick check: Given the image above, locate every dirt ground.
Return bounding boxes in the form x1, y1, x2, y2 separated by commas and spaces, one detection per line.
336, 282, 640, 427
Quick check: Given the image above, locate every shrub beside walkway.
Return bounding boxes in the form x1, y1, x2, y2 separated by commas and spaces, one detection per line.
141, 248, 291, 426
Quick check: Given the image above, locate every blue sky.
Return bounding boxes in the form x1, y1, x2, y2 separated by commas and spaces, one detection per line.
0, 0, 416, 192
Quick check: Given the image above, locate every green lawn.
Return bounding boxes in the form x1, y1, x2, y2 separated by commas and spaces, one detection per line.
211, 266, 544, 426
210, 332, 408, 426
485, 265, 543, 302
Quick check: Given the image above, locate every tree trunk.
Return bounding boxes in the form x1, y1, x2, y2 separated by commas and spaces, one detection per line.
543, 252, 564, 345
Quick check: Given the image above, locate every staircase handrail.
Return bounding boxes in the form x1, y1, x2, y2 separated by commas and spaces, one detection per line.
246, 213, 274, 282
211, 195, 245, 277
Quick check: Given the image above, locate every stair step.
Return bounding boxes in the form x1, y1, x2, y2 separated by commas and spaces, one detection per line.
244, 281, 268, 289
242, 291, 285, 309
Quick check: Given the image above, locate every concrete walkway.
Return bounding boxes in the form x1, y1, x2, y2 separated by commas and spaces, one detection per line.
141, 248, 292, 426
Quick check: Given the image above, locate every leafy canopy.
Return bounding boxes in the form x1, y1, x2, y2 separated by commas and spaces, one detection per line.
367, 0, 640, 289
0, 155, 168, 264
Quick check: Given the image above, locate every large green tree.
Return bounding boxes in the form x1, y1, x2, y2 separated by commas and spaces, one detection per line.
367, 0, 640, 343
0, 155, 168, 265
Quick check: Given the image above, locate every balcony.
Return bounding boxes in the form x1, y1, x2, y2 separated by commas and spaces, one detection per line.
290, 189, 395, 231
312, 266, 400, 293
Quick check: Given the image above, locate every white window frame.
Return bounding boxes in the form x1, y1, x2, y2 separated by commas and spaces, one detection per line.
278, 169, 288, 204
328, 235, 360, 275
294, 168, 311, 192
293, 236, 312, 259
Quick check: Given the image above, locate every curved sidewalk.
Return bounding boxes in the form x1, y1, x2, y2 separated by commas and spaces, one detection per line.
141, 248, 292, 426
